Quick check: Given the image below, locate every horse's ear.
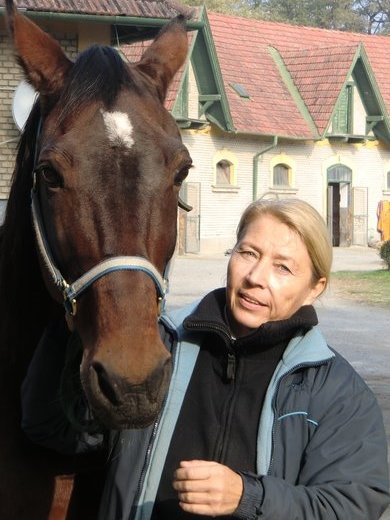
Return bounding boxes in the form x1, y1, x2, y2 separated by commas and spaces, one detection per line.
5, 0, 72, 98
136, 16, 188, 102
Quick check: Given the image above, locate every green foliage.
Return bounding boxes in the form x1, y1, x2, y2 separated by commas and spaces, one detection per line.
380, 240, 390, 269
354, 0, 390, 34
183, 0, 390, 34
253, 0, 365, 31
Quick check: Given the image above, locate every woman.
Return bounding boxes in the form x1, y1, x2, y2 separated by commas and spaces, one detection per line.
22, 198, 390, 519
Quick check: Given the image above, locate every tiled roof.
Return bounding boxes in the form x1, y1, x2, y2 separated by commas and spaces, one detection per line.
280, 45, 359, 134
208, 12, 390, 138
0, 0, 187, 19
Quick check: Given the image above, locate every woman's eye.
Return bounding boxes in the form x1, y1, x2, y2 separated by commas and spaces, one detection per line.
237, 250, 258, 261
278, 264, 291, 274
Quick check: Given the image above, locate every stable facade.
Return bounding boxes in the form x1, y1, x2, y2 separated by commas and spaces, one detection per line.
168, 10, 390, 253
1, 3, 390, 253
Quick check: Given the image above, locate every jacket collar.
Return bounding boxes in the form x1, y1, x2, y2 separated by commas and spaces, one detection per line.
161, 288, 321, 354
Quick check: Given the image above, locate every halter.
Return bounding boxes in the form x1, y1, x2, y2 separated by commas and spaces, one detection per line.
30, 122, 169, 317
31, 184, 169, 316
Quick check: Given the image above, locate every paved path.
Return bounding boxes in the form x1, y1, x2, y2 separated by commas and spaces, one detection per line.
166, 247, 390, 518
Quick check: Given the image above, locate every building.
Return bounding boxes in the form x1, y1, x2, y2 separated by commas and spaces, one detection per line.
164, 10, 390, 253
1, 2, 390, 252
0, 0, 198, 220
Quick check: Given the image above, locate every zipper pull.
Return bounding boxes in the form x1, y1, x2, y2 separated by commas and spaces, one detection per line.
226, 352, 236, 382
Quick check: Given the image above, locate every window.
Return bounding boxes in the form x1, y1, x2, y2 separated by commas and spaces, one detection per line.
387, 171, 390, 190
273, 163, 290, 187
212, 150, 238, 192
327, 164, 352, 183
230, 83, 250, 99
333, 84, 353, 134
216, 159, 233, 185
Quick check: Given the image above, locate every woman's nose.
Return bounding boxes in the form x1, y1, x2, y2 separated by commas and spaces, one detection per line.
246, 260, 269, 287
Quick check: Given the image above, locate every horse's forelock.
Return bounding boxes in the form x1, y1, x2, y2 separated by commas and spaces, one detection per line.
58, 45, 140, 122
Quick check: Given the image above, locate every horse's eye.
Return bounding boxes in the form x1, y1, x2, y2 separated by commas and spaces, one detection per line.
38, 166, 63, 189
174, 166, 190, 187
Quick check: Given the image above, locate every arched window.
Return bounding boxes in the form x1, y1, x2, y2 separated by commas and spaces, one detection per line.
216, 159, 233, 185
327, 164, 352, 183
273, 163, 290, 187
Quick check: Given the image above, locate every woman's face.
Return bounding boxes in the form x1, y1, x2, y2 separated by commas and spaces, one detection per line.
226, 214, 326, 337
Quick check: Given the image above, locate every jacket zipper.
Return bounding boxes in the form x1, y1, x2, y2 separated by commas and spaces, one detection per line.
131, 416, 161, 519
131, 339, 180, 519
185, 320, 237, 381
186, 320, 239, 461
214, 345, 241, 463
132, 319, 237, 515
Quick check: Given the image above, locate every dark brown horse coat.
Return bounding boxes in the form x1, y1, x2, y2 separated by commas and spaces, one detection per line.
0, 1, 191, 518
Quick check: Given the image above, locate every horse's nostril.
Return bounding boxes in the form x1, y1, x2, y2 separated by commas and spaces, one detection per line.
91, 362, 120, 406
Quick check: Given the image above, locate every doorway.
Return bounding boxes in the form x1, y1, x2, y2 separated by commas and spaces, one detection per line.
327, 165, 352, 247
178, 182, 201, 254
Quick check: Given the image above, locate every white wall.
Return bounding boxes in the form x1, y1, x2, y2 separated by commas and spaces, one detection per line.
181, 127, 390, 254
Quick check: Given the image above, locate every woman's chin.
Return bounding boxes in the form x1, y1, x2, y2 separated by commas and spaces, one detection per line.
231, 308, 269, 337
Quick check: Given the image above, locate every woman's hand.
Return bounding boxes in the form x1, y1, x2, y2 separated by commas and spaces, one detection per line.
173, 460, 243, 516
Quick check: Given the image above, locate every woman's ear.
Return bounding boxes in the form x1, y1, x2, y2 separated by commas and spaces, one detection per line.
309, 277, 327, 302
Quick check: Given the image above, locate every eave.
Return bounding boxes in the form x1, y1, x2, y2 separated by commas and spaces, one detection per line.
0, 7, 204, 42
188, 7, 234, 132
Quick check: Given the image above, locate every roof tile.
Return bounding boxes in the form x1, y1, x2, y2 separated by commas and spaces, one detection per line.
208, 12, 390, 137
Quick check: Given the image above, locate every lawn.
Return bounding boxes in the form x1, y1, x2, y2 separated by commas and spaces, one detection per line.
330, 270, 390, 307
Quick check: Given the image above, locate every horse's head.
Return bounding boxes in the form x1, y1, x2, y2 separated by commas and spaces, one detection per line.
6, 0, 191, 428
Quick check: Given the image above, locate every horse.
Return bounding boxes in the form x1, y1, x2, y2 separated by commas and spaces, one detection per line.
0, 1, 191, 518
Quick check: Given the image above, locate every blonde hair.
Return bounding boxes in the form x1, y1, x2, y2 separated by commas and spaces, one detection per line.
236, 198, 332, 288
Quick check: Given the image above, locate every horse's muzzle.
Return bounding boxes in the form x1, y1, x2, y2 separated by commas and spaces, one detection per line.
81, 355, 172, 430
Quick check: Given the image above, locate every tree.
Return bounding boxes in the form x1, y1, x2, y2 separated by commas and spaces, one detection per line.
254, 0, 365, 30
354, 0, 390, 33
182, 0, 390, 34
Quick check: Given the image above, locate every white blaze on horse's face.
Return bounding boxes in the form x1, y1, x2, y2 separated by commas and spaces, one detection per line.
101, 109, 135, 150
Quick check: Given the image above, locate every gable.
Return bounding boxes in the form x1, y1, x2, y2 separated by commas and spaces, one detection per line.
182, 9, 233, 132
118, 8, 232, 131
278, 44, 358, 136
352, 47, 390, 142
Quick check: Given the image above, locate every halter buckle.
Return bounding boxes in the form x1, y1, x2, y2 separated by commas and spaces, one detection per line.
62, 281, 77, 316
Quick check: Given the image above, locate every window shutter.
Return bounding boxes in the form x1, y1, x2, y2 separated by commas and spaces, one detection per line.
333, 85, 353, 134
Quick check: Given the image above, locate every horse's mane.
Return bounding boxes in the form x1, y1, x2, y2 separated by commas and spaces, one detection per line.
0, 101, 47, 369
0, 100, 41, 281
57, 45, 142, 124
0, 44, 139, 366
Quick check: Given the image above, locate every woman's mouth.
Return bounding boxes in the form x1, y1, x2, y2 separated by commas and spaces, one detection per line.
239, 292, 267, 309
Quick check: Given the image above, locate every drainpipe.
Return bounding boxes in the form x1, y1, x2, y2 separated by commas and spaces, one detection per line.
252, 136, 278, 201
